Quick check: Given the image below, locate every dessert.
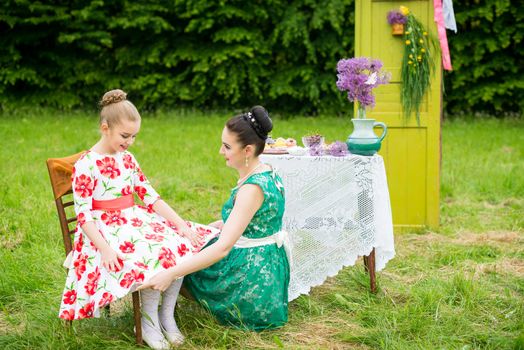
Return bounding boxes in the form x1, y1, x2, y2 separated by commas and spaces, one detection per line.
286, 138, 297, 147
264, 137, 298, 154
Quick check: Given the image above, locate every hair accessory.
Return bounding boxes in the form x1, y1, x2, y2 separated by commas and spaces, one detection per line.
100, 91, 127, 107
242, 112, 267, 140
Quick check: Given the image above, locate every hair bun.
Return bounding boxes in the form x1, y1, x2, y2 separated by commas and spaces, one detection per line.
250, 105, 273, 134
100, 89, 127, 107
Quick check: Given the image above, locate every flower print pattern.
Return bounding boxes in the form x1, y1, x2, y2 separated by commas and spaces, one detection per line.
158, 247, 176, 269
74, 233, 83, 252
96, 156, 121, 179
77, 212, 86, 227
98, 292, 114, 308
119, 241, 135, 254
134, 261, 149, 270
164, 220, 178, 231
136, 168, 146, 182
149, 222, 165, 233
63, 290, 77, 305
59, 150, 219, 321
84, 267, 100, 296
145, 204, 154, 213
74, 174, 94, 198
60, 309, 75, 320
121, 185, 133, 196
131, 218, 143, 227
137, 204, 155, 214
113, 256, 125, 273
101, 210, 127, 226
145, 233, 164, 242
120, 269, 144, 288
89, 241, 98, 251
78, 301, 95, 318
134, 186, 147, 201
74, 253, 88, 280
122, 154, 135, 169
196, 226, 213, 236
177, 244, 189, 257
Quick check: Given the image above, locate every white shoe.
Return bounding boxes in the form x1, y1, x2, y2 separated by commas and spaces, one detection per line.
135, 326, 171, 350
160, 323, 185, 346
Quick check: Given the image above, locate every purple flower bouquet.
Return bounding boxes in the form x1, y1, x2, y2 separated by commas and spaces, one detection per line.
387, 10, 407, 25
336, 57, 391, 117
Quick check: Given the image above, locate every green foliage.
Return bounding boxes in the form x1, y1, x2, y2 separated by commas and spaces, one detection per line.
400, 13, 438, 123
0, 0, 522, 115
445, 0, 524, 116
0, 0, 354, 114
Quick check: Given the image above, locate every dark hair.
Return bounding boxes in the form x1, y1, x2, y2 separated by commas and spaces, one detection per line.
226, 105, 273, 156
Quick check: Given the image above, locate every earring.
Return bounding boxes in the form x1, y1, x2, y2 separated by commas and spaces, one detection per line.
245, 156, 249, 167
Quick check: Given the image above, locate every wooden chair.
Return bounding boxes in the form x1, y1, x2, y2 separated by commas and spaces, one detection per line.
46, 152, 143, 345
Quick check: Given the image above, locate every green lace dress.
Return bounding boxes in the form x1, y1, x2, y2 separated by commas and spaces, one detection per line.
185, 170, 289, 331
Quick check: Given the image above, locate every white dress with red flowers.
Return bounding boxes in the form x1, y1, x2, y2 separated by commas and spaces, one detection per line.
58, 150, 219, 320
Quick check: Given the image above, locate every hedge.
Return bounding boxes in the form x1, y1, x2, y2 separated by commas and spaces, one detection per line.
0, 0, 521, 116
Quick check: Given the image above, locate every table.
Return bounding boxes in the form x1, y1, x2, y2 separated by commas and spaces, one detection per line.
260, 153, 395, 301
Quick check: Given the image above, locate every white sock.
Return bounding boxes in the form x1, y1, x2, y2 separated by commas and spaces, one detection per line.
159, 278, 183, 333
140, 288, 165, 341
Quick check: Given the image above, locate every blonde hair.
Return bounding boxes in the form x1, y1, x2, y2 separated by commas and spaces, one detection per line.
99, 89, 141, 127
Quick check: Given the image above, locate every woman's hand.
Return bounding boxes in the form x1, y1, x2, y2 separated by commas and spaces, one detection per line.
100, 247, 125, 272
179, 225, 204, 247
137, 269, 179, 292
208, 220, 224, 230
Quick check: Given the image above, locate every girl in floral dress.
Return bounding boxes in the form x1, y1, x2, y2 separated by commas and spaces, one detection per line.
139, 106, 290, 331
58, 89, 219, 350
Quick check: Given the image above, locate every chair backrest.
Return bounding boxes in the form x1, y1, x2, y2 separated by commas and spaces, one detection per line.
46, 151, 86, 257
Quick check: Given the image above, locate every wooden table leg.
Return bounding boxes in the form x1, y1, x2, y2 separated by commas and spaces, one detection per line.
363, 248, 377, 293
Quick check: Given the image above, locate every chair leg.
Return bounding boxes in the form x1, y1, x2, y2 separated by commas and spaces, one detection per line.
363, 248, 377, 294
132, 291, 143, 345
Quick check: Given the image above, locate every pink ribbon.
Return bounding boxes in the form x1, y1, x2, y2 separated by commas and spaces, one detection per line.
92, 194, 135, 211
434, 0, 453, 71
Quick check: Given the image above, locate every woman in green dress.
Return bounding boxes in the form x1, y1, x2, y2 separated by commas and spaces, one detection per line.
139, 105, 290, 331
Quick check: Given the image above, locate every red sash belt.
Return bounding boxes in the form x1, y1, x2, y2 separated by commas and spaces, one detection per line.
92, 194, 134, 211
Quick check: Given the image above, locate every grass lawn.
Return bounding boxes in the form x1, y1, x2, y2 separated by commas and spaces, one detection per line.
0, 110, 522, 349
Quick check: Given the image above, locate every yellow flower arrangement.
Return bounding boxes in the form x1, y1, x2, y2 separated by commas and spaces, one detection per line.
397, 6, 438, 123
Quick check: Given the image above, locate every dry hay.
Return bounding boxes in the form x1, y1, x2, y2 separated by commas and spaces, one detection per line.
0, 229, 24, 251
457, 231, 522, 244
390, 231, 524, 279
271, 317, 369, 350
398, 230, 522, 247
0, 311, 25, 335
469, 257, 524, 278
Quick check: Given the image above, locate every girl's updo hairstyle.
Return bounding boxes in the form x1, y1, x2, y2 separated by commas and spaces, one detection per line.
99, 89, 141, 127
226, 105, 273, 156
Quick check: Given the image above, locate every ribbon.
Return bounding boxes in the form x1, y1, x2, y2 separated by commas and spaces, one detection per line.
434, 0, 453, 71
234, 230, 293, 266
92, 194, 135, 211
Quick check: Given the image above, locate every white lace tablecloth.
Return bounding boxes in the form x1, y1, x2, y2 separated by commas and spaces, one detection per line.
260, 154, 395, 301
